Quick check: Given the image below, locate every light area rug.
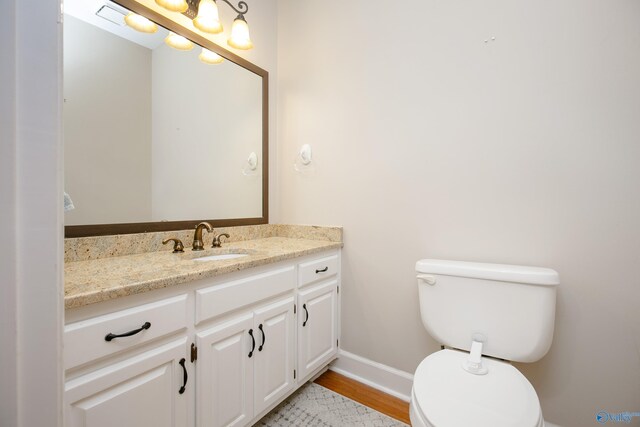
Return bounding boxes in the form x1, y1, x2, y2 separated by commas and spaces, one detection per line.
255, 382, 409, 427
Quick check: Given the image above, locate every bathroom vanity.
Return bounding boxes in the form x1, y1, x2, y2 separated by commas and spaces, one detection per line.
60, 2, 339, 424
64, 227, 342, 427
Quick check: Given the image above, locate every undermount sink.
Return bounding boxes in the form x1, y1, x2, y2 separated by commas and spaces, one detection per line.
193, 253, 249, 262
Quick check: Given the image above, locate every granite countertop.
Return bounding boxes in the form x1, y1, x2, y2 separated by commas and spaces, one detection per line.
65, 237, 342, 309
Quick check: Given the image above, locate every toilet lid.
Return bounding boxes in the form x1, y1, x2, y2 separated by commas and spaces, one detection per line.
413, 350, 543, 427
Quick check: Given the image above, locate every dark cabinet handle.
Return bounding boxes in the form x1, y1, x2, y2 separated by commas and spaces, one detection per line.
105, 322, 151, 342
315, 267, 329, 274
258, 324, 265, 351
178, 358, 187, 394
248, 329, 255, 358
303, 304, 309, 327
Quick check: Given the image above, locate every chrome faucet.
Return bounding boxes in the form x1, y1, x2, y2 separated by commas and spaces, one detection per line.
212, 233, 230, 248
192, 222, 213, 251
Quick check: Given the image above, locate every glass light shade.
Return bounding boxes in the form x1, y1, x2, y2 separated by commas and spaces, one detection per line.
165, 32, 194, 50
199, 48, 224, 64
124, 13, 158, 33
227, 15, 253, 50
193, 0, 223, 34
155, 0, 188, 12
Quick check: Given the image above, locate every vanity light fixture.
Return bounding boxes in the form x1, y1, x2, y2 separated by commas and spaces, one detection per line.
199, 48, 224, 64
124, 12, 158, 33
155, 0, 254, 50
165, 31, 194, 50
193, 0, 223, 34
227, 14, 253, 50
155, 0, 188, 13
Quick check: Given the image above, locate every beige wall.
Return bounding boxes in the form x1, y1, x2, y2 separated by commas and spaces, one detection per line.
64, 15, 152, 225
276, 1, 640, 426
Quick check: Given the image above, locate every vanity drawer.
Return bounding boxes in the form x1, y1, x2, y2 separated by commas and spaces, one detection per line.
298, 253, 339, 288
64, 294, 188, 370
196, 266, 296, 324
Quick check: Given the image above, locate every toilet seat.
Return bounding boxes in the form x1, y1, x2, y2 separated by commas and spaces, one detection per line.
410, 349, 544, 427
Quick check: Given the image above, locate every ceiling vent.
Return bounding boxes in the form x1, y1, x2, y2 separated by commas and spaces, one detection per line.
95, 4, 126, 26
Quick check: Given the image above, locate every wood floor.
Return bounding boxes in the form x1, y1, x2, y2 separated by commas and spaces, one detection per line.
314, 370, 411, 425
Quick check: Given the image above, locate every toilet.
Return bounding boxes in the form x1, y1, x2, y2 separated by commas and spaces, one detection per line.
410, 259, 560, 427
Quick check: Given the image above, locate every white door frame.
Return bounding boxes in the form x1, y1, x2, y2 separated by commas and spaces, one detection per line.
0, 0, 64, 426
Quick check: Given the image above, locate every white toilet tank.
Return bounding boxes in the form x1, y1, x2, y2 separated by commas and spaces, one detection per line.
416, 259, 560, 363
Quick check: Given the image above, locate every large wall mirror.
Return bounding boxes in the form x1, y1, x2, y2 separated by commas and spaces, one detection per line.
64, 0, 268, 237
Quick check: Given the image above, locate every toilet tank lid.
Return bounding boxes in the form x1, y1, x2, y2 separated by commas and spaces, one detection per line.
416, 259, 559, 286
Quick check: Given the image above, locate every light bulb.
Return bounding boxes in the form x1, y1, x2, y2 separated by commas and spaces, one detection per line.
124, 13, 158, 33
227, 15, 253, 50
193, 0, 223, 34
155, 0, 188, 13
165, 32, 194, 50
199, 48, 224, 64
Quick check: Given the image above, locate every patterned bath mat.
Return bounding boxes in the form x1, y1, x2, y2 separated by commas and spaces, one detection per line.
255, 382, 409, 427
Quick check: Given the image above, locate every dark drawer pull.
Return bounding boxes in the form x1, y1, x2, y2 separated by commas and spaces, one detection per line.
248, 329, 255, 358
258, 324, 265, 352
178, 358, 187, 394
105, 322, 151, 342
315, 267, 329, 274
302, 304, 309, 327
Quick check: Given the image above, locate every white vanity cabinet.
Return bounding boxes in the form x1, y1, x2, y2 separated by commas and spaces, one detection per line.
196, 312, 255, 427
196, 297, 295, 427
297, 280, 339, 380
252, 297, 296, 415
65, 337, 189, 427
64, 294, 189, 370
297, 253, 340, 380
64, 249, 340, 427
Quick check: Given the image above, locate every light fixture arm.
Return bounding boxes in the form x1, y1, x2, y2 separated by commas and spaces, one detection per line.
184, 0, 249, 19
161, 0, 254, 49
218, 0, 248, 15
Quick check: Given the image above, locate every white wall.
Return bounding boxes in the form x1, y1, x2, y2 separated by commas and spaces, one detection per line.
64, 15, 152, 225
0, 0, 63, 426
151, 44, 262, 220
276, 1, 640, 426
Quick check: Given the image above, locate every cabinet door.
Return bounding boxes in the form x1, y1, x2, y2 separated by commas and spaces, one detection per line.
253, 296, 295, 415
65, 338, 188, 427
196, 313, 254, 427
298, 280, 339, 380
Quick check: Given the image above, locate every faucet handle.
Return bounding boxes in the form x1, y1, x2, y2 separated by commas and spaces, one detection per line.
212, 233, 230, 248
162, 238, 185, 253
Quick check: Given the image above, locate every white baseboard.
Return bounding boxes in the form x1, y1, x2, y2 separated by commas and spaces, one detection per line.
329, 350, 414, 402
545, 423, 561, 427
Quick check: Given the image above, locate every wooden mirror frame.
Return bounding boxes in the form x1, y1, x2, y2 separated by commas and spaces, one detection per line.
65, 0, 269, 238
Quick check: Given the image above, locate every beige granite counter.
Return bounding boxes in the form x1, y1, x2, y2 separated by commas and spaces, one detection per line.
65, 236, 342, 309
65, 224, 342, 262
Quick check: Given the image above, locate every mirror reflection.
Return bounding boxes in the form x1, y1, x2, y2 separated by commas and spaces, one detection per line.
63, 0, 263, 227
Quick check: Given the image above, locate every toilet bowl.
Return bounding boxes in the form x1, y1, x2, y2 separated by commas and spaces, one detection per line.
409, 350, 544, 427
413, 259, 559, 427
